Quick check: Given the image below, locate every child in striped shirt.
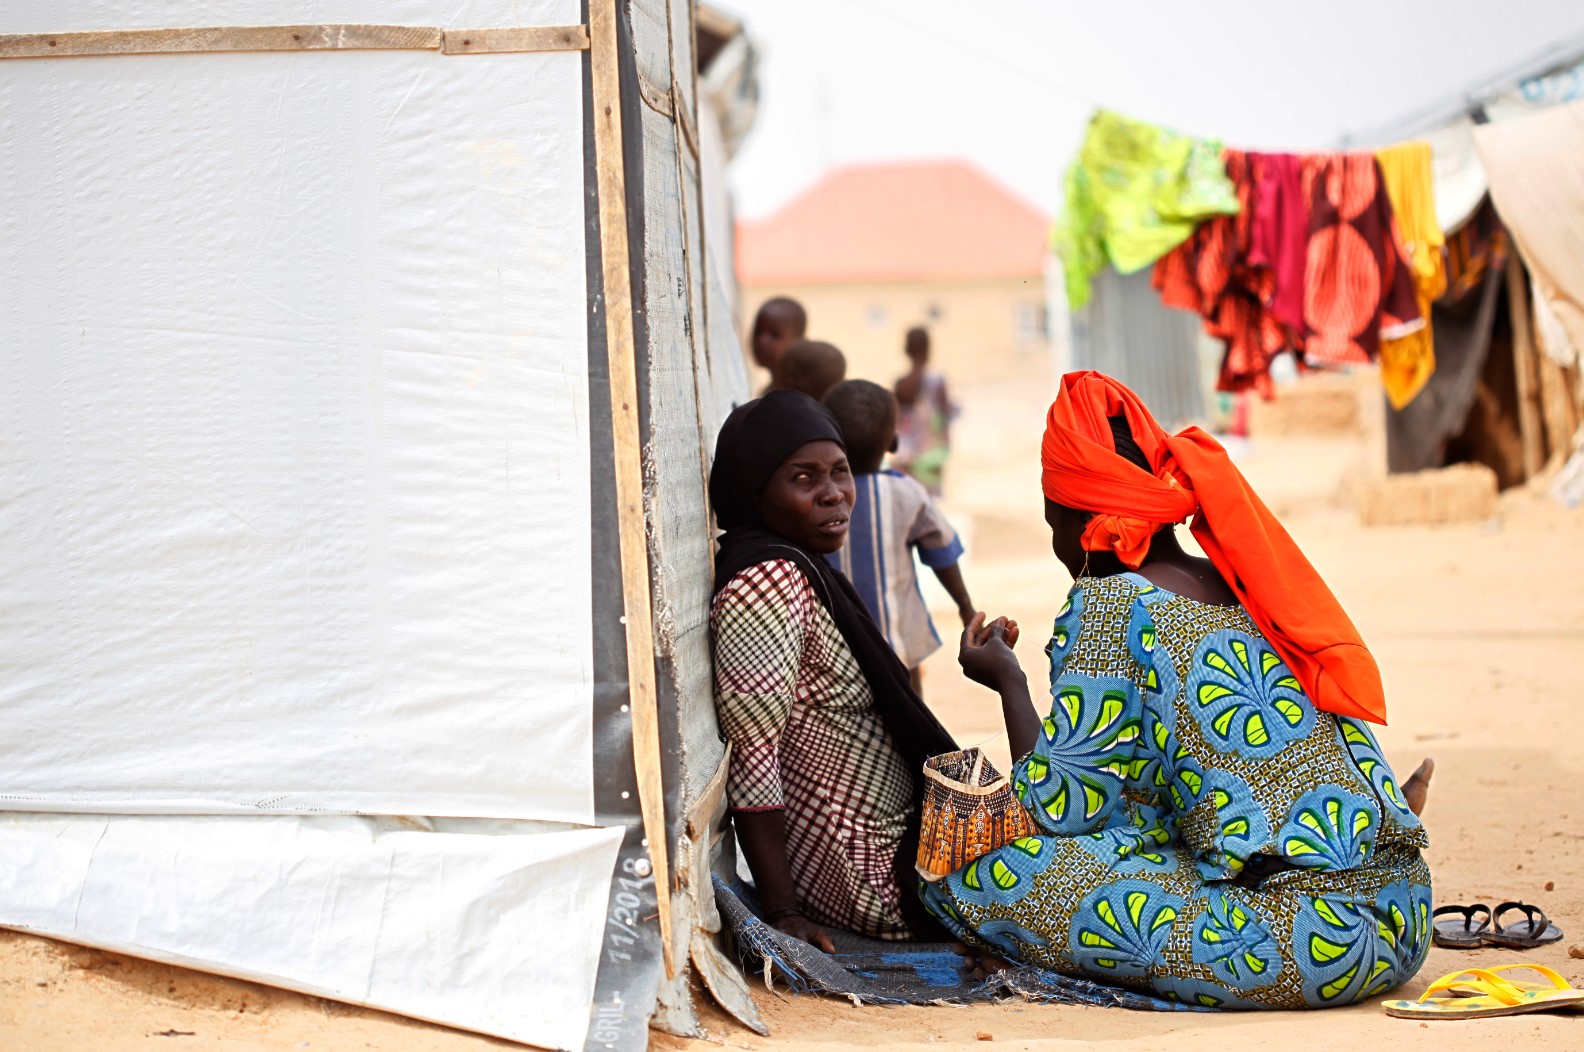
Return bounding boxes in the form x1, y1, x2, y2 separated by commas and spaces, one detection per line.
823, 380, 975, 692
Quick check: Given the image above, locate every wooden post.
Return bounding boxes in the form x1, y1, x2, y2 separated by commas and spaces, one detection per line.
588, 0, 677, 980
1538, 353, 1578, 467
1530, 289, 1582, 466
1506, 260, 1545, 481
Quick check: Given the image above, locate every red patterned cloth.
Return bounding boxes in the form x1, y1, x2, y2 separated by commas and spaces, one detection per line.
711, 559, 916, 939
1301, 154, 1424, 366
1153, 150, 1292, 396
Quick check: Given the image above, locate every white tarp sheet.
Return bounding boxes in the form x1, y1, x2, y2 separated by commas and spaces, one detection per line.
0, 0, 596, 825
0, 813, 623, 1050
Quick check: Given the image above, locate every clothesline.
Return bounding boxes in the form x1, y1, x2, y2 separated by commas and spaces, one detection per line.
1053, 108, 1453, 407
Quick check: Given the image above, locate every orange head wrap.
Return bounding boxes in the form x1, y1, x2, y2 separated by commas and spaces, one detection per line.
1041, 371, 1387, 725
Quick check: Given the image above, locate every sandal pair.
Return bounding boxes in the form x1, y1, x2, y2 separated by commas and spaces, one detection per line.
1432, 901, 1564, 949
1384, 964, 1584, 1019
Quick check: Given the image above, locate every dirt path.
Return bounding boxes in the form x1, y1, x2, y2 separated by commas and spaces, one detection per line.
5, 379, 1583, 1050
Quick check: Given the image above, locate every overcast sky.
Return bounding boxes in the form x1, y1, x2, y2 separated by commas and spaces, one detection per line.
716, 0, 1584, 222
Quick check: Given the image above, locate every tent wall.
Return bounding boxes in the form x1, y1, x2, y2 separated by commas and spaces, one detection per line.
697, 88, 754, 433
1070, 266, 1207, 427
0, 0, 596, 827
619, 0, 757, 1038
0, 813, 624, 1051
0, 2, 750, 1049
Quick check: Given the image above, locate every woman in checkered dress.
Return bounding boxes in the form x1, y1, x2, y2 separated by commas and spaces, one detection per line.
708, 391, 956, 949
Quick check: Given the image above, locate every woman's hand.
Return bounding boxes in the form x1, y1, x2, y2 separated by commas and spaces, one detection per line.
959, 612, 1025, 690
771, 912, 836, 953
963, 611, 1020, 649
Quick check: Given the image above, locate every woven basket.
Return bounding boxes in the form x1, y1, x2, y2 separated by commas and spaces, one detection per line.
915, 747, 1038, 882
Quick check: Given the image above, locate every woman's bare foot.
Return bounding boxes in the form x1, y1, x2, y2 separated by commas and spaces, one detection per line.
1403, 757, 1434, 816
951, 941, 1014, 981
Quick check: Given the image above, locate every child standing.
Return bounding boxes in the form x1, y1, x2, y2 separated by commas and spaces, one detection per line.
822, 380, 974, 691
893, 326, 955, 496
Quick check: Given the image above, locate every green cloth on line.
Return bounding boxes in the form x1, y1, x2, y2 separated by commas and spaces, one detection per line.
1054, 110, 1240, 310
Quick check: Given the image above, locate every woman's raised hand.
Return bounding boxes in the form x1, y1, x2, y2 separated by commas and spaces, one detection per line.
959, 612, 1024, 690
964, 611, 1020, 648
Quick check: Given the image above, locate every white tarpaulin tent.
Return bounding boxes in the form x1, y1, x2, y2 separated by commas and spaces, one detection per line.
0, 2, 755, 1048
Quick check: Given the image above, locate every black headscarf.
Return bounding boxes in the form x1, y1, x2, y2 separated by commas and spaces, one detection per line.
709, 391, 956, 939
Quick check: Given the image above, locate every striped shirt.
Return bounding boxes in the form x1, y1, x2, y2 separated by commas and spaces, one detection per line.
824, 470, 964, 669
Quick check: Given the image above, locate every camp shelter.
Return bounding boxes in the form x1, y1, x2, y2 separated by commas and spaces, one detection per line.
0, 2, 761, 1049
1384, 69, 1584, 486
1063, 266, 1208, 430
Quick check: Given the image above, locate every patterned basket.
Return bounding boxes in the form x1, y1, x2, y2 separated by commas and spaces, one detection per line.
916, 747, 1039, 882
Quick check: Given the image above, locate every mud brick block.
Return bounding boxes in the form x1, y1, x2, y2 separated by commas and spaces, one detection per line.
1357, 463, 1499, 525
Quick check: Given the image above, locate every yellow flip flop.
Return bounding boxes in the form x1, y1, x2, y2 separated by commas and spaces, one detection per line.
1444, 964, 1584, 1010
1382, 965, 1584, 1019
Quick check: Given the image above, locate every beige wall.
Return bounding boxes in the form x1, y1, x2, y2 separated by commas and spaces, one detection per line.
739, 275, 1053, 392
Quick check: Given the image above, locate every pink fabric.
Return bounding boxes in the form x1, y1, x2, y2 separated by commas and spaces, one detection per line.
1248, 152, 1309, 337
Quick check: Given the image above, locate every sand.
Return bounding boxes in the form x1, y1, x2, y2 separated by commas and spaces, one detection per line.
5, 378, 1584, 1050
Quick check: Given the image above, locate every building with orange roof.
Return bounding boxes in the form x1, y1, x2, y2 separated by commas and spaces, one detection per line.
736, 159, 1053, 387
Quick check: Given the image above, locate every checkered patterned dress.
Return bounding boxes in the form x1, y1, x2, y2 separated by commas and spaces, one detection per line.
712, 559, 916, 939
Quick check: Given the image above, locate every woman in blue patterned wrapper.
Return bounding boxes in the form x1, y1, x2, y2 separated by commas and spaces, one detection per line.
927, 371, 1434, 1009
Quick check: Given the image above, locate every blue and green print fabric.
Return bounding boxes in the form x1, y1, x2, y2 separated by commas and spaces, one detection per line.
921, 573, 1431, 1009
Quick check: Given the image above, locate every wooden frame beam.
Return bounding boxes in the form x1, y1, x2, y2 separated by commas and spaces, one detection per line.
588, 0, 677, 980
0, 24, 590, 59
441, 26, 589, 54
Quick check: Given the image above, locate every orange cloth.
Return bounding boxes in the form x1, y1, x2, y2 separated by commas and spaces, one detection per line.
1041, 371, 1387, 725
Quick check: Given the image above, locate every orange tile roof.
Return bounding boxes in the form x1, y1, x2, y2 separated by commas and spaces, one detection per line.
736, 160, 1050, 285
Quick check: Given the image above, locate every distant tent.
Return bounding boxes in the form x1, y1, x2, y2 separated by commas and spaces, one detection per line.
1067, 266, 1207, 429
0, 2, 758, 1049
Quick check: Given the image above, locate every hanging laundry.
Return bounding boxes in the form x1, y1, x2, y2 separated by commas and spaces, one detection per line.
1153, 150, 1298, 396
1474, 99, 1584, 358
1441, 197, 1508, 304
1054, 110, 1240, 310
1246, 152, 1308, 337
1375, 142, 1447, 409
1301, 153, 1424, 367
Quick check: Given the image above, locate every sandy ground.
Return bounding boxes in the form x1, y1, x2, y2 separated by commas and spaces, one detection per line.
5, 378, 1584, 1050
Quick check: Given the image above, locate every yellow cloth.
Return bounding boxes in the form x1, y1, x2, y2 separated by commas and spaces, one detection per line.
1376, 142, 1447, 409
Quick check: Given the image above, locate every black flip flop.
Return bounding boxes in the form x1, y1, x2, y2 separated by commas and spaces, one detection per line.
1432, 903, 1493, 949
1486, 901, 1564, 949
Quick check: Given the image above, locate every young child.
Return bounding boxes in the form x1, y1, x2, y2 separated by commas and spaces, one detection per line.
893, 326, 955, 496
822, 380, 974, 690
749, 297, 807, 389
772, 340, 846, 401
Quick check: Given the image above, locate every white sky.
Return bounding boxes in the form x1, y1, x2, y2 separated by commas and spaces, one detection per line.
716, 0, 1584, 222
